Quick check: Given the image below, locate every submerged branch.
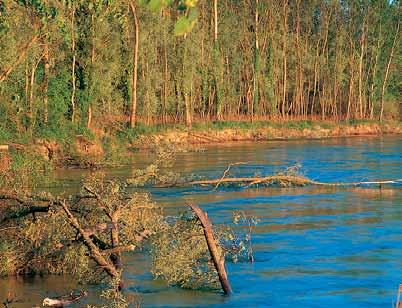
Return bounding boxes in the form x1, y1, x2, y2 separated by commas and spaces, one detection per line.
59, 200, 120, 280
181, 175, 402, 189
187, 203, 232, 295
213, 162, 250, 190
42, 290, 87, 307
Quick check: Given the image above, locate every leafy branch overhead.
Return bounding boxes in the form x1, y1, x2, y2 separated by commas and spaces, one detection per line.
139, 0, 199, 35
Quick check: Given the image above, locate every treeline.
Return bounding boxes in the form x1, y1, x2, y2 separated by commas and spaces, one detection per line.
0, 0, 400, 137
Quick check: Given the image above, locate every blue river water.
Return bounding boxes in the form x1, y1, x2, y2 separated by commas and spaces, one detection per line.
1, 136, 401, 307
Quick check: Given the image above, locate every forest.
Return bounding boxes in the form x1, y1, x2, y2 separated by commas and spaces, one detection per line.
0, 0, 400, 142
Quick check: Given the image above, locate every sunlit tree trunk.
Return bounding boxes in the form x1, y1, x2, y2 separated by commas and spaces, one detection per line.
380, 21, 399, 123
43, 30, 50, 124
87, 13, 95, 129
252, 0, 259, 122
129, 1, 139, 128
214, 0, 218, 42
281, 0, 288, 118
369, 27, 382, 120
357, 22, 367, 119
71, 5, 76, 123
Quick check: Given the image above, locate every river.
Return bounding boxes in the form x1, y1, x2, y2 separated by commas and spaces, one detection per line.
1, 136, 401, 307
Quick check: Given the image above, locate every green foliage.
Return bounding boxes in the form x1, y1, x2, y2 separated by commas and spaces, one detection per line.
0, 0, 400, 149
174, 8, 198, 36
0, 150, 51, 192
0, 126, 12, 143
150, 209, 257, 289
150, 211, 220, 289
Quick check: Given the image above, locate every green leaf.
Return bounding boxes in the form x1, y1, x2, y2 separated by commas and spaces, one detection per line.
148, 0, 163, 12
174, 16, 191, 36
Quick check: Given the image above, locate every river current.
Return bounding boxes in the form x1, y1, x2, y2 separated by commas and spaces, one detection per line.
1, 136, 401, 307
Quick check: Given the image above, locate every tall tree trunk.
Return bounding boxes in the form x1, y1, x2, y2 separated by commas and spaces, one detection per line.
43, 32, 50, 124
252, 0, 259, 122
129, 1, 139, 128
369, 28, 382, 119
28, 55, 43, 131
87, 13, 96, 129
184, 92, 192, 127
311, 40, 320, 116
214, 0, 218, 42
358, 23, 366, 119
71, 5, 76, 123
163, 12, 169, 124
281, 0, 288, 118
295, 0, 302, 117
380, 21, 399, 122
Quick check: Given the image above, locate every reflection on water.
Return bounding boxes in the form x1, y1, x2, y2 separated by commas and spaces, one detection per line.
1, 136, 401, 307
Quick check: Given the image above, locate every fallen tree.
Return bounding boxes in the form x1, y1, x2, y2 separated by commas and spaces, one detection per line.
183, 175, 402, 188
187, 203, 232, 295
0, 147, 258, 305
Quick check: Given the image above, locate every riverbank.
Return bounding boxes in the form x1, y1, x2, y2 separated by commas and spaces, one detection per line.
133, 120, 402, 148
0, 120, 401, 169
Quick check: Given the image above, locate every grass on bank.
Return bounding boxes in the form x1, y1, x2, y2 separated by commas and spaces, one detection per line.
0, 119, 399, 145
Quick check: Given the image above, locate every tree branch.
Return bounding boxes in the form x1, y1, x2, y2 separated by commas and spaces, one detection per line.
59, 200, 120, 280
187, 202, 232, 295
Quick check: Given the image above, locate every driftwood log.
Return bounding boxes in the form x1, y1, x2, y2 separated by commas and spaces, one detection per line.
42, 291, 87, 307
182, 175, 402, 188
187, 203, 232, 295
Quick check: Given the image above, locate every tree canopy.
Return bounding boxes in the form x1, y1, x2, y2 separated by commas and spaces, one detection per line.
0, 0, 400, 140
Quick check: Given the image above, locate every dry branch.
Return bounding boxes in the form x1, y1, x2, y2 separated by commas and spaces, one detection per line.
59, 200, 120, 280
187, 203, 232, 295
42, 291, 87, 307
213, 162, 250, 190
183, 175, 402, 188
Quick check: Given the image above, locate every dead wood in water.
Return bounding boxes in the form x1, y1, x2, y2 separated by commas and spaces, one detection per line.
182, 175, 402, 189
187, 203, 232, 295
213, 161, 250, 190
60, 201, 121, 281
42, 290, 87, 307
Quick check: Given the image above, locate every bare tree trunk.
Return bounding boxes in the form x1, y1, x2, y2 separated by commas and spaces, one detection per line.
87, 13, 96, 129
28, 55, 43, 130
184, 92, 192, 128
347, 69, 354, 121
281, 0, 288, 118
43, 31, 50, 124
311, 40, 320, 116
71, 6, 76, 123
380, 21, 399, 123
163, 15, 169, 124
295, 0, 302, 117
214, 0, 218, 42
129, 1, 140, 128
29, 62, 35, 122
252, 0, 259, 123
369, 28, 381, 120
358, 23, 366, 119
